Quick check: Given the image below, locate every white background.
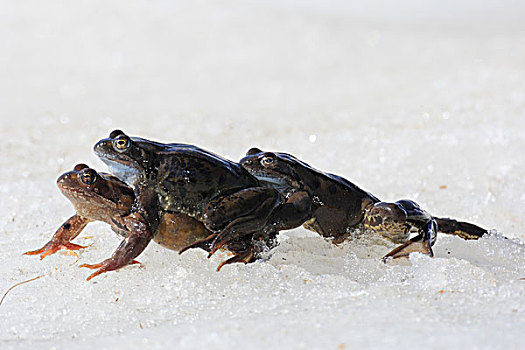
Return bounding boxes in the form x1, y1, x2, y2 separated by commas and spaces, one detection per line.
1, 1, 524, 349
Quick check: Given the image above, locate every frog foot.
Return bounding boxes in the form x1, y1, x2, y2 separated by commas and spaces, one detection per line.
382, 235, 434, 261
208, 214, 263, 257
178, 233, 216, 255
208, 241, 227, 258
216, 250, 255, 271
24, 241, 87, 260
79, 259, 142, 281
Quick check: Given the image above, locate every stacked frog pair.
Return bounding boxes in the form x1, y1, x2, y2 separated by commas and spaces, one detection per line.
26, 130, 487, 280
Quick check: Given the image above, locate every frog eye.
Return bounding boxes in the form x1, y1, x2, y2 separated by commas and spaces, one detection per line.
246, 147, 262, 156
260, 156, 275, 166
113, 135, 131, 151
73, 164, 89, 171
80, 169, 97, 185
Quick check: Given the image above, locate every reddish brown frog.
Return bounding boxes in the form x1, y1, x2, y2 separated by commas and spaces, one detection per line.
25, 164, 211, 280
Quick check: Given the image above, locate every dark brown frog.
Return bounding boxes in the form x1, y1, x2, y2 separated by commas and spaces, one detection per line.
236, 148, 487, 259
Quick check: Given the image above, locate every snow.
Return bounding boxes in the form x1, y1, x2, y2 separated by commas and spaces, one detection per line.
1, 0, 524, 349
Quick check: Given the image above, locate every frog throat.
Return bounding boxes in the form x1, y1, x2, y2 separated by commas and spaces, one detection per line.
100, 158, 140, 187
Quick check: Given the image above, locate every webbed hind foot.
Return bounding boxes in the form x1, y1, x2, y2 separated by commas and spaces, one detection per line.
178, 233, 216, 255
382, 233, 434, 261
80, 259, 142, 281
216, 250, 255, 271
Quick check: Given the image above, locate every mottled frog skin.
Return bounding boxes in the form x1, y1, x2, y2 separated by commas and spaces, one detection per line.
239, 148, 487, 259
91, 130, 302, 275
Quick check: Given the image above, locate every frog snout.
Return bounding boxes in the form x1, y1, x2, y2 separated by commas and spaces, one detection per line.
93, 140, 105, 155
239, 157, 254, 167
93, 138, 113, 156
56, 172, 74, 188
57, 173, 68, 185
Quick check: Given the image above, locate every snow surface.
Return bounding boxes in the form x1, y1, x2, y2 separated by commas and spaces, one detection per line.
1, 0, 525, 349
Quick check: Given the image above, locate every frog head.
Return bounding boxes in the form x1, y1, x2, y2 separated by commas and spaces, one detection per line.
93, 130, 164, 187
57, 164, 135, 219
240, 148, 302, 189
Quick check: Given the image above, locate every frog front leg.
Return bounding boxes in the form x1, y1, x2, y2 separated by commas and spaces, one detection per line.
364, 199, 437, 260
24, 215, 90, 259
79, 212, 154, 281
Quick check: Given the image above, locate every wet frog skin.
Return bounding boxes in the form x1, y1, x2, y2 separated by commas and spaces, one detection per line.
240, 148, 379, 241
240, 148, 487, 259
181, 186, 312, 267
92, 130, 302, 275
25, 164, 211, 280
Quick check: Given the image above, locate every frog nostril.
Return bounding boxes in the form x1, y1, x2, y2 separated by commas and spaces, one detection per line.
57, 174, 67, 185
94, 140, 110, 154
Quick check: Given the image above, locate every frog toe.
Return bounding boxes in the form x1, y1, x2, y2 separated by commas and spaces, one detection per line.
216, 250, 255, 271
79, 259, 142, 281
179, 233, 216, 255
24, 241, 87, 259
383, 238, 434, 261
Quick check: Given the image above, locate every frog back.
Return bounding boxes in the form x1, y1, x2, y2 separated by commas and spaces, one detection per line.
293, 162, 379, 236
155, 145, 259, 217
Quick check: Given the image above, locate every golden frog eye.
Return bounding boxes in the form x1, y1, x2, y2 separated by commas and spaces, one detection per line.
114, 136, 130, 151
261, 156, 274, 166
80, 170, 97, 185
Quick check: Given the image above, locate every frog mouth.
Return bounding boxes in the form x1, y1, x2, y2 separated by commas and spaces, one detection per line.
93, 139, 133, 165
99, 157, 140, 187
97, 154, 132, 171
58, 181, 100, 203
252, 174, 288, 186
105, 156, 131, 167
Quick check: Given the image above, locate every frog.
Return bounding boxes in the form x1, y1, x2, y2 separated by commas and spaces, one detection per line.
91, 130, 310, 276
235, 148, 488, 260
24, 164, 213, 280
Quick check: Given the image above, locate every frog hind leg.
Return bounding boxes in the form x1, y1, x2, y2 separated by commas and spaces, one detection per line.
208, 199, 279, 256
79, 212, 154, 281
207, 189, 312, 256
216, 249, 255, 271
203, 187, 280, 254
364, 200, 437, 260
203, 187, 280, 231
434, 217, 487, 240
24, 215, 90, 259
178, 233, 217, 254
